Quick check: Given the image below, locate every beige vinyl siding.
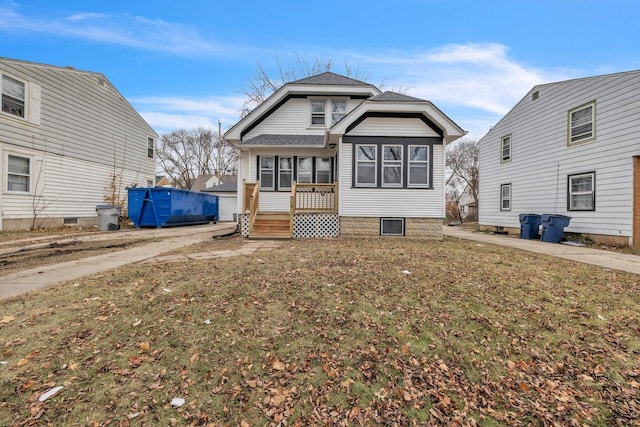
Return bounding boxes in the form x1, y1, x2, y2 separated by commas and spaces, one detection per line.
347, 117, 440, 137
1, 145, 151, 221
478, 71, 640, 237
0, 59, 155, 171
339, 141, 444, 217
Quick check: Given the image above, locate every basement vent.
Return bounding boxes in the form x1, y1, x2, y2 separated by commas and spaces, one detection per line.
63, 217, 79, 226
532, 91, 539, 101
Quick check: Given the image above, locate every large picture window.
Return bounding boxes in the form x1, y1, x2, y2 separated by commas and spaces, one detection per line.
500, 184, 511, 211
569, 102, 595, 145
355, 145, 377, 187
1, 75, 26, 118
568, 172, 595, 211
7, 154, 30, 192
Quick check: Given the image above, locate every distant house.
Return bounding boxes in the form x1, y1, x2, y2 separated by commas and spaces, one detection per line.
224, 72, 465, 239
478, 70, 640, 246
0, 57, 157, 230
191, 173, 237, 192
203, 181, 238, 222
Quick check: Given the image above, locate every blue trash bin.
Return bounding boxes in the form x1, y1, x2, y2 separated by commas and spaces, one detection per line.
519, 214, 541, 240
127, 188, 219, 228
540, 214, 572, 243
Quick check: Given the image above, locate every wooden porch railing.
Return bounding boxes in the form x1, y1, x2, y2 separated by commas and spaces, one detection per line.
243, 180, 260, 233
291, 182, 338, 213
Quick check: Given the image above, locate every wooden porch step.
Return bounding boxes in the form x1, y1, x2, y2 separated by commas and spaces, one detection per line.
249, 212, 292, 239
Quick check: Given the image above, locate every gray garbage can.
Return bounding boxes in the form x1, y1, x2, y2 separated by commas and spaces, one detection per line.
96, 205, 121, 231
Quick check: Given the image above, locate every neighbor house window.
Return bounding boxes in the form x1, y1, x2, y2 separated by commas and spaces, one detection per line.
7, 154, 30, 192
316, 157, 332, 183
259, 156, 275, 190
331, 100, 347, 125
500, 184, 511, 211
147, 137, 155, 159
355, 145, 377, 186
501, 134, 511, 163
569, 102, 595, 145
1, 75, 26, 118
381, 218, 405, 236
311, 100, 326, 126
568, 172, 595, 211
408, 145, 429, 187
382, 145, 403, 187
279, 157, 293, 189
297, 157, 313, 183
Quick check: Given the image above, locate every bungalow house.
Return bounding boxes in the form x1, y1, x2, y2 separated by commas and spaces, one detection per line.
478, 70, 640, 246
0, 57, 157, 230
224, 72, 465, 239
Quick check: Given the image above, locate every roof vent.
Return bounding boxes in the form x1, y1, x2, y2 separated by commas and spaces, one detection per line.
532, 91, 539, 101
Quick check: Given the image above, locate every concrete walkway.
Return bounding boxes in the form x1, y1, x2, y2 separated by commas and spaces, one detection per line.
0, 223, 240, 300
444, 226, 640, 275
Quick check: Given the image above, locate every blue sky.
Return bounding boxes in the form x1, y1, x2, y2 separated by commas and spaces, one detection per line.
2, 0, 640, 138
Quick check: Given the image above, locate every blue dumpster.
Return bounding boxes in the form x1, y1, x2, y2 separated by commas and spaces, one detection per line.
127, 188, 219, 228
540, 214, 571, 243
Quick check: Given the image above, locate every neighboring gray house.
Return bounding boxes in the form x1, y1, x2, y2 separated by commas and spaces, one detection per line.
478, 70, 640, 246
224, 72, 465, 239
0, 57, 157, 230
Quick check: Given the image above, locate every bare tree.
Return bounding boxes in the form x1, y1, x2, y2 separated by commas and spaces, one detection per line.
157, 127, 237, 189
241, 54, 368, 117
446, 137, 479, 215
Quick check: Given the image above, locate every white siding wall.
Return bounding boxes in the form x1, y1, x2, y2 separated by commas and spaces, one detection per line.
347, 117, 440, 137
478, 71, 640, 238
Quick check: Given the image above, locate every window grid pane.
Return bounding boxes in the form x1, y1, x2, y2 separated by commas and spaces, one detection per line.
259, 156, 274, 189
569, 104, 594, 143
408, 145, 429, 187
568, 173, 594, 210
279, 157, 293, 189
500, 184, 511, 211
382, 145, 403, 187
7, 155, 30, 192
355, 145, 377, 186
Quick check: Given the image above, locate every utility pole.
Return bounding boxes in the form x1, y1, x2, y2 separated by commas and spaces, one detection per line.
217, 119, 222, 180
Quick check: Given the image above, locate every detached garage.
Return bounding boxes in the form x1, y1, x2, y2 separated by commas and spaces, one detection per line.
203, 182, 238, 222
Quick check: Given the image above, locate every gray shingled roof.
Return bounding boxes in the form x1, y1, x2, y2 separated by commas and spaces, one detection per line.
203, 182, 237, 193
239, 134, 325, 146
291, 72, 370, 86
368, 91, 427, 102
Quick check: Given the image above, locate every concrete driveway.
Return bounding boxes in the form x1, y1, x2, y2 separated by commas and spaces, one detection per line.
0, 223, 237, 300
444, 226, 640, 275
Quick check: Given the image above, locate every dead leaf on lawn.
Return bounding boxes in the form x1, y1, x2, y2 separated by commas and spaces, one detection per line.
0, 315, 16, 324
272, 360, 285, 371
139, 341, 150, 353
190, 352, 200, 362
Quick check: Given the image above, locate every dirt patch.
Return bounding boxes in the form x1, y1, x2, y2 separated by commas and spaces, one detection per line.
0, 238, 156, 276
164, 235, 247, 255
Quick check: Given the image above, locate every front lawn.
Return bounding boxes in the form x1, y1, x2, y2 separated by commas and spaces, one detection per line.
0, 238, 638, 426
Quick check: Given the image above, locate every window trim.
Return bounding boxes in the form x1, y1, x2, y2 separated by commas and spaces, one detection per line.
354, 144, 378, 187
315, 157, 332, 184
258, 156, 275, 191
297, 157, 313, 184
568, 101, 596, 146
500, 134, 512, 163
381, 144, 404, 188
278, 156, 294, 190
1, 73, 27, 121
407, 144, 430, 188
5, 152, 32, 194
309, 98, 348, 127
500, 183, 511, 211
147, 136, 155, 159
567, 172, 595, 211
380, 218, 405, 236
330, 99, 347, 126
310, 99, 326, 127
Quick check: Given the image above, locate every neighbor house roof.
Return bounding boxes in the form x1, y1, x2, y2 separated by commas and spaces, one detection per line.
191, 174, 215, 192
203, 182, 237, 193
368, 91, 426, 102
290, 72, 370, 86
239, 134, 325, 147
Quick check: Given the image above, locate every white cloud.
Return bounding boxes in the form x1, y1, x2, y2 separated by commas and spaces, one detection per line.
0, 5, 229, 56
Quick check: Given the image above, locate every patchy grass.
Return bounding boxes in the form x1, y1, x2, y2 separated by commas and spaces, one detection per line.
0, 238, 639, 426
165, 236, 248, 255
0, 226, 101, 243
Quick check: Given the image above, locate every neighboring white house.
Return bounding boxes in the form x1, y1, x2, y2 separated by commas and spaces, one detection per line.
478, 70, 640, 246
0, 57, 157, 230
224, 72, 465, 239
203, 181, 238, 222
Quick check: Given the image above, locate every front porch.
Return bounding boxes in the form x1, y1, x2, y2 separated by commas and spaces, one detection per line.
241, 181, 339, 239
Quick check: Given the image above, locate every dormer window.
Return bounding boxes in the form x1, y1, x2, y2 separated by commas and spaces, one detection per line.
310, 99, 347, 127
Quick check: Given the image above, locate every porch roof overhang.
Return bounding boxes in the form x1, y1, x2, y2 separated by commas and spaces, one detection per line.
328, 100, 467, 144
236, 134, 326, 150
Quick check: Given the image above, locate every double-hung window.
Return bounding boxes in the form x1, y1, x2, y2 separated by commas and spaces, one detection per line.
569, 102, 595, 145
382, 145, 403, 187
297, 157, 313, 183
259, 156, 275, 190
408, 145, 429, 187
501, 135, 511, 163
500, 184, 511, 211
311, 101, 326, 126
568, 172, 595, 211
316, 157, 332, 183
147, 137, 155, 159
1, 75, 26, 118
355, 145, 377, 187
331, 100, 346, 125
279, 157, 293, 190
7, 154, 30, 192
